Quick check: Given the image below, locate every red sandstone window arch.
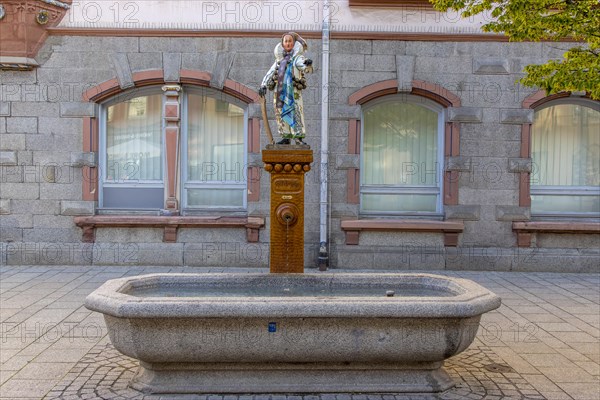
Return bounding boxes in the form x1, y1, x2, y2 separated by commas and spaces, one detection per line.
520, 91, 600, 217
341, 79, 465, 247
81, 70, 262, 214
346, 79, 461, 209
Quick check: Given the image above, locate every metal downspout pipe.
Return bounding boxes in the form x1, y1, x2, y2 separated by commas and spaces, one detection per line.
318, 0, 331, 271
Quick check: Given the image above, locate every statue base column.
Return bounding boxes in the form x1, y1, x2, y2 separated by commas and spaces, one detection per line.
262, 145, 313, 273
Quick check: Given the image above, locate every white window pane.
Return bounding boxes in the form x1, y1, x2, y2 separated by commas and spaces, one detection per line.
187, 189, 245, 208
531, 195, 600, 214
531, 104, 600, 187
188, 95, 244, 183
363, 101, 438, 186
361, 194, 437, 213
106, 94, 163, 182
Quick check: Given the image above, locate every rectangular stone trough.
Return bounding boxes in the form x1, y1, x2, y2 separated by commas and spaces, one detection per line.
85, 273, 501, 394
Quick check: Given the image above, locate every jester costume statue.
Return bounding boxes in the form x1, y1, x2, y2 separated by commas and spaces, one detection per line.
259, 32, 313, 145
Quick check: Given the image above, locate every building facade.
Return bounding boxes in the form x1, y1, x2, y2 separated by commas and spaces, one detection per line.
0, 0, 598, 271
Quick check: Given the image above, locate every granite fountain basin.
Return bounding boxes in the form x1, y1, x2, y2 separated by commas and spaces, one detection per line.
85, 273, 501, 394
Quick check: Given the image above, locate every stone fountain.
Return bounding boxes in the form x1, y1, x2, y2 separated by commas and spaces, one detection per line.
85, 272, 500, 394
84, 35, 501, 394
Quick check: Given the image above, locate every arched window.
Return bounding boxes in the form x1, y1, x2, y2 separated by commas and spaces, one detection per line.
530, 99, 600, 216
182, 88, 247, 210
360, 94, 444, 215
100, 89, 165, 209
98, 86, 247, 212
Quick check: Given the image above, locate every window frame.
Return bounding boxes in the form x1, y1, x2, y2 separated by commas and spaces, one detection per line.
180, 86, 249, 213
359, 94, 445, 217
98, 87, 166, 212
530, 98, 600, 219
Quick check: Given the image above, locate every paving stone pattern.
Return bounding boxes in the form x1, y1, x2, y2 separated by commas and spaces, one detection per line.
43, 342, 545, 400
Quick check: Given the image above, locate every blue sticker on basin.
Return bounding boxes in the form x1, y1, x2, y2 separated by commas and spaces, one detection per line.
268, 322, 277, 332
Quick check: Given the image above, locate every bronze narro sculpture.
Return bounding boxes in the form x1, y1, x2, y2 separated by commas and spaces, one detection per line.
259, 32, 313, 146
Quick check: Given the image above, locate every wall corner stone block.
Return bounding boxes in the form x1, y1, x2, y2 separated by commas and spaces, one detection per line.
60, 201, 95, 216
71, 152, 97, 167
446, 156, 472, 172
248, 103, 262, 118
60, 102, 96, 118
111, 53, 135, 89
445, 205, 480, 220
448, 107, 483, 123
330, 104, 361, 120
0, 102, 10, 116
163, 53, 182, 83
500, 109, 534, 124
473, 58, 510, 75
0, 151, 18, 165
0, 199, 10, 215
396, 55, 415, 92
496, 206, 530, 221
335, 154, 360, 170
508, 158, 532, 173
210, 52, 236, 89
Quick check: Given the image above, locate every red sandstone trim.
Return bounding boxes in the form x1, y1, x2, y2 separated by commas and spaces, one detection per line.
349, 80, 397, 105
1, 0, 72, 59
450, 122, 460, 156
347, 169, 360, 204
82, 71, 258, 105
46, 27, 516, 42
248, 118, 260, 153
349, 80, 460, 209
522, 90, 573, 109
132, 70, 165, 87
247, 166, 261, 202
74, 216, 265, 243
180, 69, 212, 87
47, 28, 322, 39
82, 117, 99, 202
444, 171, 459, 206
81, 71, 260, 212
341, 219, 464, 231
412, 80, 461, 107
341, 219, 464, 247
520, 124, 531, 158
223, 79, 260, 104
519, 173, 531, 207
82, 79, 120, 102
349, 79, 461, 107
513, 221, 600, 233
513, 221, 600, 248
443, 122, 459, 206
518, 123, 532, 207
444, 122, 452, 157
348, 119, 361, 154
165, 127, 179, 207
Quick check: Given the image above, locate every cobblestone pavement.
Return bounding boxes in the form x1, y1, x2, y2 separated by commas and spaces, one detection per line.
1, 266, 599, 399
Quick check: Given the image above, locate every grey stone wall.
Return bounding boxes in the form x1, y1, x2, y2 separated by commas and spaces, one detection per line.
0, 36, 597, 271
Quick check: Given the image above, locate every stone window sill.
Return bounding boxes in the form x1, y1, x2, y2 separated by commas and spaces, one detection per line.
340, 219, 464, 247
512, 221, 600, 247
74, 216, 265, 243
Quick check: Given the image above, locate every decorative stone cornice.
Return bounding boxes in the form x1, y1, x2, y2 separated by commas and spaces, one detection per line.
0, 0, 72, 69
38, 0, 71, 9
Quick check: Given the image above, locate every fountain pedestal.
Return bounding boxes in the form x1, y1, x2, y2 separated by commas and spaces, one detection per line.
262, 146, 313, 273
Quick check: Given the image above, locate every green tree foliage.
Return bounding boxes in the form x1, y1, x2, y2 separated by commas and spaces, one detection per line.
430, 0, 600, 99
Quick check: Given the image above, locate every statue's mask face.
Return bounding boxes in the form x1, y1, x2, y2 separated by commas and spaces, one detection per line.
282, 35, 295, 52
